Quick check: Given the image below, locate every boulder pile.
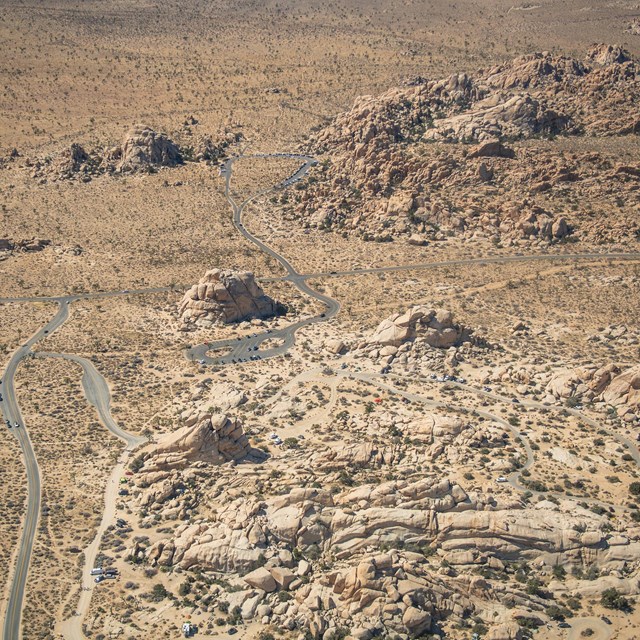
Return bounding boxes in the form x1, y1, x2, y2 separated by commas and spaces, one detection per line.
546, 363, 640, 422
111, 124, 183, 172
140, 412, 250, 474
177, 269, 283, 328
348, 306, 482, 372
134, 473, 632, 638
367, 306, 471, 348
25, 123, 241, 182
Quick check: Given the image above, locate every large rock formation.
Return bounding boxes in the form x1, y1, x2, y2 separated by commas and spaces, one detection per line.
546, 363, 640, 420
26, 124, 242, 182
141, 412, 250, 473
368, 306, 471, 348
0, 237, 50, 253
114, 124, 183, 172
178, 269, 282, 328
138, 473, 635, 638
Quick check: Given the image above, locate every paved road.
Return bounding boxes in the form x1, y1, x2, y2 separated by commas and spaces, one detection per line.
187, 153, 340, 366
188, 153, 640, 367
38, 353, 145, 640
2, 256, 639, 306
0, 301, 70, 640
0, 301, 145, 640
1, 149, 639, 638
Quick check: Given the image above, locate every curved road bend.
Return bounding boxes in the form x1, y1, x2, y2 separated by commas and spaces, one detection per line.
0, 151, 638, 637
0, 297, 148, 640
188, 154, 340, 366
37, 353, 146, 640
191, 153, 640, 367
190, 158, 640, 365
0, 299, 70, 640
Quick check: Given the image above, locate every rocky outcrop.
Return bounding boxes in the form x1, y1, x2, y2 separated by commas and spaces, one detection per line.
25, 124, 241, 182
587, 43, 631, 66
423, 93, 569, 143
191, 129, 243, 162
368, 306, 471, 348
191, 380, 247, 413
113, 124, 182, 172
138, 472, 633, 639
546, 364, 640, 419
0, 237, 50, 253
178, 269, 282, 328
290, 45, 639, 246
140, 413, 250, 473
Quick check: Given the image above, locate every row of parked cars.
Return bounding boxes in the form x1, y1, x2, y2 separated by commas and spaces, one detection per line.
429, 374, 467, 384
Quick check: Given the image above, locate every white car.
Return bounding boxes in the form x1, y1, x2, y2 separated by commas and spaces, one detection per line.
269, 433, 279, 440
496, 476, 507, 483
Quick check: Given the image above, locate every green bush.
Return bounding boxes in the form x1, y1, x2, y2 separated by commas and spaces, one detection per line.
552, 565, 567, 580
545, 604, 571, 621
601, 588, 631, 611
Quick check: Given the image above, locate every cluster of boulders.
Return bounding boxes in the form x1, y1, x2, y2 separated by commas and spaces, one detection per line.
140, 412, 251, 473
0, 237, 50, 253
127, 466, 639, 638
115, 360, 640, 639
108, 124, 183, 172
131, 411, 268, 519
282, 45, 640, 245
177, 269, 283, 328
345, 306, 483, 372
367, 306, 471, 349
546, 363, 640, 422
24, 123, 241, 182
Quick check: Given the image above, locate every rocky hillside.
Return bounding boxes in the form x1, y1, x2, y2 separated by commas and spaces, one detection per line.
547, 364, 640, 422
283, 44, 640, 246
122, 399, 639, 640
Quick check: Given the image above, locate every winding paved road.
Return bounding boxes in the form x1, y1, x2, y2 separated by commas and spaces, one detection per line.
187, 153, 340, 366
1, 300, 69, 640
0, 300, 146, 640
39, 354, 146, 640
187, 153, 640, 366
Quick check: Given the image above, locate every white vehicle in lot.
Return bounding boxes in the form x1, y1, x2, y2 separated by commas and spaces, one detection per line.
95, 575, 105, 583
273, 437, 283, 446
90, 568, 103, 576
496, 476, 508, 483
